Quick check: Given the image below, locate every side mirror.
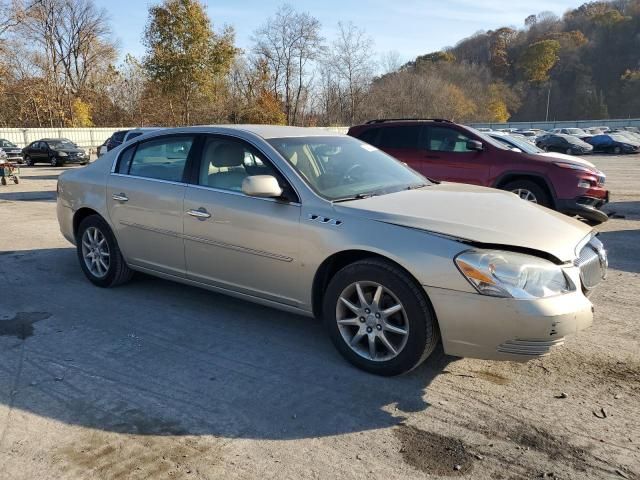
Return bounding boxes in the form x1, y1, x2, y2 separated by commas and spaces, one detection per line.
242, 175, 283, 198
467, 140, 484, 151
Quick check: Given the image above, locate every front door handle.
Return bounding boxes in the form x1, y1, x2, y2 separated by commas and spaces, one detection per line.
112, 193, 128, 202
187, 208, 211, 220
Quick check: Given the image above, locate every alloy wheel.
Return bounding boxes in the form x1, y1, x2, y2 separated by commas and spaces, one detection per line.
336, 281, 409, 361
512, 188, 538, 203
81, 226, 110, 278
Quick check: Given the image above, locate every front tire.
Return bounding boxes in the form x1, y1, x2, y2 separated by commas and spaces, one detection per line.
25, 155, 34, 166
50, 156, 62, 167
323, 259, 439, 376
76, 215, 133, 287
613, 146, 622, 154
503, 179, 551, 207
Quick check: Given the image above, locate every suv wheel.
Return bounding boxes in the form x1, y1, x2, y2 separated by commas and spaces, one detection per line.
323, 259, 439, 376
76, 215, 133, 287
25, 155, 33, 166
503, 179, 551, 207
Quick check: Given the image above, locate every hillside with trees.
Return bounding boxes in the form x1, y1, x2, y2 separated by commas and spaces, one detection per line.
368, 0, 640, 123
0, 0, 638, 127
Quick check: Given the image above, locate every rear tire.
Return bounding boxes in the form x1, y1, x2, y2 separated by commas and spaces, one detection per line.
502, 179, 551, 208
322, 259, 439, 376
25, 155, 33, 166
76, 215, 134, 288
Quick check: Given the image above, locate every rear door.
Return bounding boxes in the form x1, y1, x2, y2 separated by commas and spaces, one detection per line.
376, 125, 426, 172
107, 134, 196, 277
422, 126, 489, 185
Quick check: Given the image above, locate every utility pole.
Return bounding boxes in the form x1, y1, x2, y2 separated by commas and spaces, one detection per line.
545, 83, 551, 122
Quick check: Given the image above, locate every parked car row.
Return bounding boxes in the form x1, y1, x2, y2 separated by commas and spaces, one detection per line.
347, 118, 610, 224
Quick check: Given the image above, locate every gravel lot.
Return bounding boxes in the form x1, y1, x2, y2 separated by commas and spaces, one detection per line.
0, 156, 638, 480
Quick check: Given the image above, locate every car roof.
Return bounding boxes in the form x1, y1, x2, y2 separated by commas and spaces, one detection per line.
138, 125, 345, 140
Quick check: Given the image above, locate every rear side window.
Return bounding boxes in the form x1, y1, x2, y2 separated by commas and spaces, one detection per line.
378, 126, 422, 149
118, 136, 194, 182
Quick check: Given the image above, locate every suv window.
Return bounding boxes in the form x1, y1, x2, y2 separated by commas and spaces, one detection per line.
357, 128, 380, 146
378, 126, 421, 149
112, 131, 127, 142
197, 136, 286, 195
427, 126, 474, 152
120, 136, 193, 182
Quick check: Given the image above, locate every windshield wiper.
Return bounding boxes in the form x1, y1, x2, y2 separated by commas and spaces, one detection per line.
332, 192, 376, 203
406, 183, 429, 190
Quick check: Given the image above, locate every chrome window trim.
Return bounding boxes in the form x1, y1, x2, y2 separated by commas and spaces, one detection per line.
110, 172, 186, 187
187, 183, 301, 207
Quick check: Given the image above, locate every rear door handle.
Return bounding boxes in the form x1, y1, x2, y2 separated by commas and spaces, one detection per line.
112, 193, 128, 202
187, 208, 211, 220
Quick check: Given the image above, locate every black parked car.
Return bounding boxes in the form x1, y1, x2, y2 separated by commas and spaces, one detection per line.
22, 138, 88, 166
536, 133, 593, 155
586, 134, 640, 154
0, 139, 24, 163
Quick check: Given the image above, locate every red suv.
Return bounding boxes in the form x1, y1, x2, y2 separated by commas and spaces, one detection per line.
348, 119, 609, 224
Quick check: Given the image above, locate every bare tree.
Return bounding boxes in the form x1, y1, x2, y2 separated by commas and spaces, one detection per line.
13, 0, 116, 126
379, 50, 402, 74
325, 21, 375, 124
252, 4, 324, 125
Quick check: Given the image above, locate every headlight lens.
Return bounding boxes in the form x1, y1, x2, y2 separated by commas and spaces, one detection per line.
553, 161, 595, 174
57, 151, 68, 157
455, 250, 573, 299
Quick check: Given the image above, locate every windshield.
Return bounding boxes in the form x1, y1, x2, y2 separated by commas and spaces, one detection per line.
268, 136, 429, 201
466, 128, 510, 151
566, 128, 584, 135
48, 141, 77, 149
491, 135, 543, 154
0, 140, 17, 148
610, 134, 637, 144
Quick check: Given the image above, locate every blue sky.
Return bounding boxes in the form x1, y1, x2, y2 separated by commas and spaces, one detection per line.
95, 0, 583, 64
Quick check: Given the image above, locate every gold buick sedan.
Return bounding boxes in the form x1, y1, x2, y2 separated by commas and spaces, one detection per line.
56, 126, 607, 375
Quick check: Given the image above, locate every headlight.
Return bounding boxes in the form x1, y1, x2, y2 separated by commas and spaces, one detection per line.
57, 151, 68, 157
553, 162, 594, 174
455, 250, 574, 299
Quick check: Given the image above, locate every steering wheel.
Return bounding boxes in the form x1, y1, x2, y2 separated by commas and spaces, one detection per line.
343, 164, 365, 183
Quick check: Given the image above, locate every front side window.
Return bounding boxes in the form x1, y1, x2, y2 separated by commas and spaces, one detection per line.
427, 127, 474, 152
268, 136, 428, 201
119, 136, 193, 182
197, 137, 282, 193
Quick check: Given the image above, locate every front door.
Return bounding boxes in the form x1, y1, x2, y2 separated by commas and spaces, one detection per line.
421, 126, 489, 185
106, 134, 196, 276
183, 135, 302, 306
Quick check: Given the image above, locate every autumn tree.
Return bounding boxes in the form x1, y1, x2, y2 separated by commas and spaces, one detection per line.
518, 40, 560, 83
143, 0, 236, 125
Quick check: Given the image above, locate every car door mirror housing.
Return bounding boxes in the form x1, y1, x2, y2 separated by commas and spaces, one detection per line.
467, 140, 484, 151
242, 175, 283, 198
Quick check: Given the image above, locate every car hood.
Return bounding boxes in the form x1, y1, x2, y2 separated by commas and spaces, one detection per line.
538, 152, 597, 169
55, 148, 85, 154
334, 183, 592, 262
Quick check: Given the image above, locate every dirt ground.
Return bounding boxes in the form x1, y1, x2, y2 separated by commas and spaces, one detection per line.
0, 156, 638, 480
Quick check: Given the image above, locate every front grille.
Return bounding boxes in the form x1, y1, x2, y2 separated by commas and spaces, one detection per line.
576, 237, 607, 290
498, 338, 565, 356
